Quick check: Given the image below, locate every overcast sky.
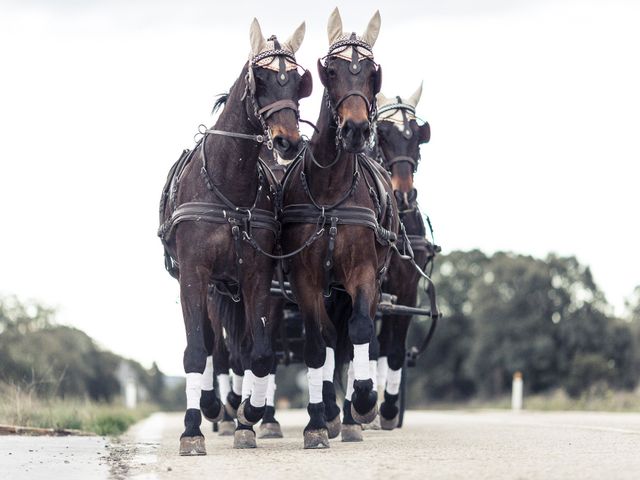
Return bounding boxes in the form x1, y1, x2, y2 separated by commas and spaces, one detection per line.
1, 0, 639, 375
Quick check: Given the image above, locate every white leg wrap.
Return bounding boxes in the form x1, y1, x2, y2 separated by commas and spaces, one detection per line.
377, 357, 389, 393
322, 347, 335, 382
232, 373, 243, 396
266, 373, 276, 407
386, 368, 402, 395
370, 360, 378, 391
201, 356, 214, 391
307, 367, 323, 404
217, 373, 230, 404
345, 362, 355, 401
250, 374, 268, 408
242, 369, 255, 401
185, 372, 202, 410
353, 343, 370, 380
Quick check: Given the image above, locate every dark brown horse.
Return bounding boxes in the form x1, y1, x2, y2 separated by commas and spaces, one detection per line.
373, 87, 437, 430
158, 19, 311, 454
280, 8, 397, 448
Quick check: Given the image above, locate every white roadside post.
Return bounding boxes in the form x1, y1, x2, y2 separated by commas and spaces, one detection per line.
125, 379, 137, 409
511, 371, 523, 411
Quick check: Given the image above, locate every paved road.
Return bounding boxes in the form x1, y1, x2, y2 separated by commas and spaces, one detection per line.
121, 409, 640, 480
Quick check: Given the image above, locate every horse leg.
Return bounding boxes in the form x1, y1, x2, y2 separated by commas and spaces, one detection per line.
377, 317, 391, 395
234, 268, 275, 448
178, 266, 210, 456
317, 317, 341, 439
212, 335, 235, 436
199, 310, 223, 424
258, 362, 283, 438
361, 332, 381, 430
344, 279, 379, 424
379, 315, 411, 430
292, 283, 330, 449
341, 361, 363, 442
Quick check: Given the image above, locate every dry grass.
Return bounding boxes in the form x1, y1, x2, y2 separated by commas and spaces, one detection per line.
420, 389, 640, 412
0, 383, 155, 435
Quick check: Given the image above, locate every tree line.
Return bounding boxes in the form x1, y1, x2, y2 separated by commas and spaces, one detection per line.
408, 250, 639, 402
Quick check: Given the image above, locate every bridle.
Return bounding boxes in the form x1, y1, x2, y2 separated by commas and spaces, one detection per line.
374, 97, 421, 174
202, 36, 308, 152
321, 34, 379, 149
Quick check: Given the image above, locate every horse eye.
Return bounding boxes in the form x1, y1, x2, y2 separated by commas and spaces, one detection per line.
326, 67, 337, 78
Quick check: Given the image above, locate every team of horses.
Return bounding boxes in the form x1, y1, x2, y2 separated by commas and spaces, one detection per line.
158, 8, 437, 454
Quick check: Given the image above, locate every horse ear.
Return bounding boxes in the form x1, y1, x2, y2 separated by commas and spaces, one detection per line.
418, 120, 431, 144
317, 58, 328, 87
362, 10, 381, 47
373, 65, 382, 95
299, 69, 313, 99
249, 18, 267, 56
285, 21, 306, 53
376, 92, 389, 106
407, 82, 423, 107
327, 7, 343, 45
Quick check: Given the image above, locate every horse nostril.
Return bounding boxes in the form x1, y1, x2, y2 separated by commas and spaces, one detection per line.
274, 136, 291, 152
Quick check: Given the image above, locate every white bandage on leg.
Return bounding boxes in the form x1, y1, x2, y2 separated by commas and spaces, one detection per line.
232, 373, 243, 396
217, 373, 230, 404
266, 373, 276, 407
202, 356, 214, 391
353, 343, 370, 380
185, 372, 202, 410
242, 369, 255, 401
386, 368, 402, 395
250, 374, 268, 408
322, 347, 335, 382
345, 362, 355, 401
370, 360, 378, 391
377, 356, 388, 394
307, 367, 323, 404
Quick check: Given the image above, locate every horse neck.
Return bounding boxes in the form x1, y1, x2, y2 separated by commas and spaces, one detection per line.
307, 92, 357, 191
204, 84, 262, 206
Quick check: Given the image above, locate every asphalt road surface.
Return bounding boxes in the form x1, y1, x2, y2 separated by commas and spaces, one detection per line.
3, 409, 640, 479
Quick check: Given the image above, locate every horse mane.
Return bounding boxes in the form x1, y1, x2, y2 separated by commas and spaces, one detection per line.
211, 93, 229, 115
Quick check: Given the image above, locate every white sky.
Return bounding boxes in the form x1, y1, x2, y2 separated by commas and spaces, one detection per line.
1, 0, 639, 375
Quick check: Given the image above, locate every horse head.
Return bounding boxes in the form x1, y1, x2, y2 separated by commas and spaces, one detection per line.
375, 83, 430, 210
317, 8, 382, 153
247, 19, 312, 160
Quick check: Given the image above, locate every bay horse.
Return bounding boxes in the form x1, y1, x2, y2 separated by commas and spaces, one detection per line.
158, 19, 312, 454
373, 85, 438, 429
280, 8, 398, 448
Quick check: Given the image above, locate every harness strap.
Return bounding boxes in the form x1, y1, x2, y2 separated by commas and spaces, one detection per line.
258, 99, 299, 120
323, 217, 339, 297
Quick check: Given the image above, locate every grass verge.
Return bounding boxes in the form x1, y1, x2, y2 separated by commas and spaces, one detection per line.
0, 385, 156, 435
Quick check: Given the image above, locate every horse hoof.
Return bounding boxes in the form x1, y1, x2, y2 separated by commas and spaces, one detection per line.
303, 429, 330, 449
325, 414, 342, 439
179, 436, 206, 455
218, 420, 236, 436
341, 424, 363, 442
379, 413, 399, 431
351, 403, 378, 424
258, 422, 283, 439
202, 404, 224, 423
237, 400, 262, 426
362, 414, 381, 431
233, 429, 257, 449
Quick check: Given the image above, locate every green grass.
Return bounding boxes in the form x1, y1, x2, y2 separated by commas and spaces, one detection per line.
0, 384, 156, 435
